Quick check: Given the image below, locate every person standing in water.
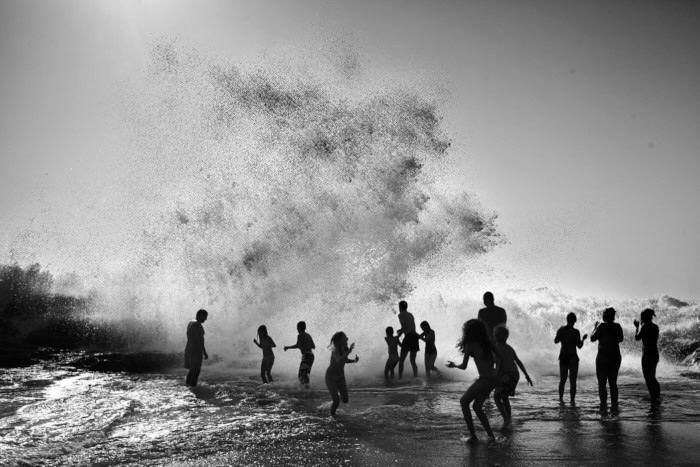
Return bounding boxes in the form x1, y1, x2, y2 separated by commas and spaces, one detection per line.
185, 309, 209, 387
477, 292, 507, 339
419, 321, 441, 377
493, 326, 533, 430
554, 312, 588, 404
384, 326, 402, 379
396, 300, 420, 378
325, 331, 359, 417
590, 307, 624, 408
284, 321, 316, 387
635, 308, 661, 403
253, 325, 276, 383
446, 319, 502, 444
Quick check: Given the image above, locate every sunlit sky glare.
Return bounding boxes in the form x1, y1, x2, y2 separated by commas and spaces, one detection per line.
1, 0, 699, 299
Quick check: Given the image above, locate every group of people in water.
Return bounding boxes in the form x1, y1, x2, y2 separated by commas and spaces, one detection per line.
184, 292, 662, 443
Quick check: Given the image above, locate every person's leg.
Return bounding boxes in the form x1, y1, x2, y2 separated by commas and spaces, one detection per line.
558, 360, 568, 401
389, 356, 399, 378
609, 355, 621, 406
190, 365, 202, 387
409, 351, 418, 377
596, 355, 608, 405
641, 354, 653, 398
502, 395, 512, 423
427, 352, 440, 375
265, 356, 274, 383
337, 377, 349, 404
325, 375, 340, 416
472, 379, 497, 438
650, 354, 661, 400
384, 357, 391, 379
493, 388, 506, 422
424, 353, 431, 377
398, 350, 408, 379
260, 360, 268, 383
569, 358, 579, 404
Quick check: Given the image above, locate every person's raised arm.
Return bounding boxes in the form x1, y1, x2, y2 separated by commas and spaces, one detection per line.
634, 319, 642, 341
253, 338, 262, 348
590, 321, 600, 342
333, 343, 355, 363
447, 353, 470, 370
578, 331, 588, 348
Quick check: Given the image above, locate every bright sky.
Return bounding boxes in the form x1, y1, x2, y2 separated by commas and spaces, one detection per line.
1, 0, 699, 299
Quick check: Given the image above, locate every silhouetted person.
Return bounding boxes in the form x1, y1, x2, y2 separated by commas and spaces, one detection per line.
284, 321, 316, 387
493, 326, 532, 430
590, 307, 623, 407
635, 308, 661, 403
396, 300, 419, 378
384, 326, 402, 379
419, 321, 441, 377
478, 292, 507, 338
185, 309, 209, 387
554, 312, 588, 404
325, 331, 359, 417
253, 325, 276, 383
446, 319, 502, 444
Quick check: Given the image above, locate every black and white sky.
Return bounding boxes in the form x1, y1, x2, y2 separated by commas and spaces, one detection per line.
1, 0, 699, 299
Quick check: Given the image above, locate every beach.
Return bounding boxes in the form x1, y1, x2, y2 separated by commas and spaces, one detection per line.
2, 355, 699, 466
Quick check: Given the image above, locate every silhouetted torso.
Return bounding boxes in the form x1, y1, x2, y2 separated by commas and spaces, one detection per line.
296, 332, 315, 354
496, 342, 517, 373
326, 349, 348, 378
385, 336, 400, 356
259, 336, 275, 357
638, 323, 659, 355
591, 322, 623, 357
186, 321, 205, 354
478, 305, 507, 337
465, 342, 497, 377
423, 330, 437, 355
398, 311, 416, 335
555, 326, 582, 359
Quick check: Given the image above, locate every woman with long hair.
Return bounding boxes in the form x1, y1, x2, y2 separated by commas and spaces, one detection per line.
447, 319, 501, 444
554, 312, 587, 404
325, 332, 359, 416
419, 321, 441, 377
253, 325, 276, 383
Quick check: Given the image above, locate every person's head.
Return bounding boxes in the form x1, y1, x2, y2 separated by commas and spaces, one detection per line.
457, 319, 490, 354
566, 312, 577, 325
330, 331, 348, 351
602, 307, 616, 323
386, 326, 394, 337
195, 309, 208, 323
494, 325, 509, 343
641, 308, 656, 323
399, 300, 408, 312
297, 321, 306, 333
419, 321, 431, 332
483, 292, 494, 306
257, 325, 268, 338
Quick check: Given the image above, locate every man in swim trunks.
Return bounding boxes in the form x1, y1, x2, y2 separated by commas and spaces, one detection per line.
396, 300, 419, 378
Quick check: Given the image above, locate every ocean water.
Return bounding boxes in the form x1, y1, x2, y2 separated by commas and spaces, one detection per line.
2, 355, 699, 466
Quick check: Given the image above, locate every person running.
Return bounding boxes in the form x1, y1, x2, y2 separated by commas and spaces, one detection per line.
590, 307, 624, 408
493, 326, 533, 430
635, 308, 661, 403
477, 292, 507, 339
446, 319, 502, 444
253, 325, 276, 383
554, 312, 588, 404
284, 321, 316, 388
396, 300, 419, 378
325, 331, 359, 417
384, 326, 402, 379
419, 321, 441, 377
185, 309, 209, 387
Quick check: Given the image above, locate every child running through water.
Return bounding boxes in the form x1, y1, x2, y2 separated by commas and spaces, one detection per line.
384, 327, 402, 379
325, 332, 359, 417
284, 321, 316, 388
493, 326, 533, 431
447, 319, 502, 445
419, 321, 441, 377
253, 325, 276, 383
